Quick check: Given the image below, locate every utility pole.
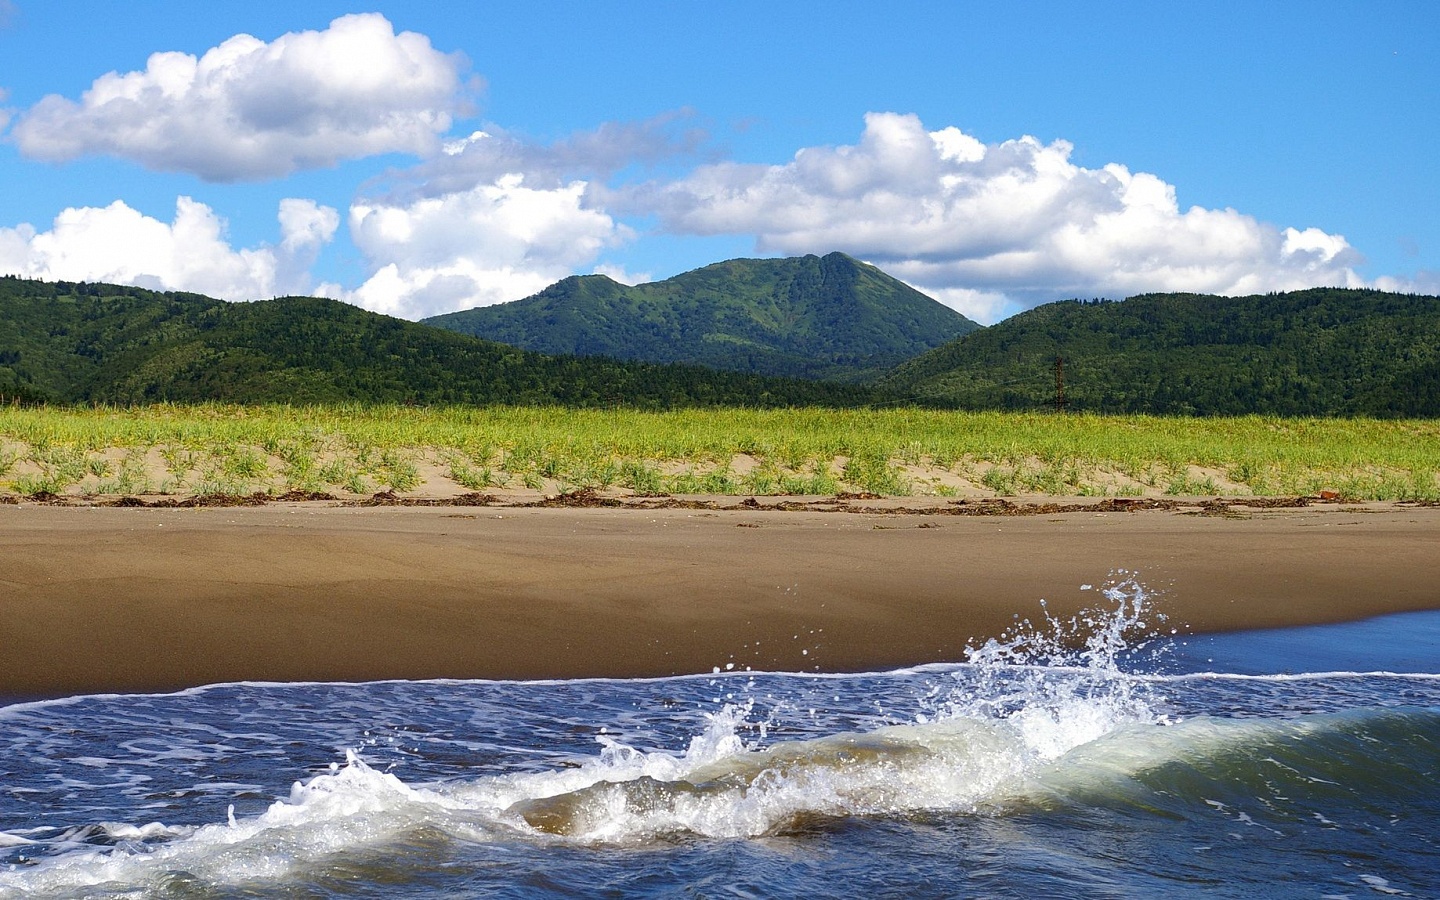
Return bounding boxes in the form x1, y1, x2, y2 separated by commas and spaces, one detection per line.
1054, 356, 1068, 412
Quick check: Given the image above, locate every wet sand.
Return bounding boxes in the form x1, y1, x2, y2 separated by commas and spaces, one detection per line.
4, 500, 1440, 699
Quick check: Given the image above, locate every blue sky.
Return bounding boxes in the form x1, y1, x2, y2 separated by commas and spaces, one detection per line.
1, 1, 1435, 323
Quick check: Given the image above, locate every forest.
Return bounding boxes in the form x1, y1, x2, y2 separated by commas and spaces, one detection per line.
882, 288, 1440, 417
5, 275, 1440, 419
0, 276, 880, 409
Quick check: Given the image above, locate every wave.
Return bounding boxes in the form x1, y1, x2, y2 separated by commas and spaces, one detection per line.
500, 704, 1440, 841
9, 702, 1435, 897
6, 576, 1438, 897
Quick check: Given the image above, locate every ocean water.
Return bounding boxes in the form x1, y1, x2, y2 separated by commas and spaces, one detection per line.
2, 579, 1438, 898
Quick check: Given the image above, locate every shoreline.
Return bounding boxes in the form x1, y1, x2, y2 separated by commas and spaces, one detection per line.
5, 499, 1440, 701
0, 486, 1373, 513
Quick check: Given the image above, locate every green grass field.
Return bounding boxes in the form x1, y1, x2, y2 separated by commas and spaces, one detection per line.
1, 404, 1437, 500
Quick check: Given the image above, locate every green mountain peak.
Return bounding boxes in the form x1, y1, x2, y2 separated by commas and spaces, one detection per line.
0, 275, 879, 408
423, 253, 980, 381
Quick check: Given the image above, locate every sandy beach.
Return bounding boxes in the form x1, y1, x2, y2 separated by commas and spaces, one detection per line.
4, 497, 1440, 700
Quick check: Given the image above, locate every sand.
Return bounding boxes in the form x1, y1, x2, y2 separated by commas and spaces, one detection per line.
4, 498, 1440, 700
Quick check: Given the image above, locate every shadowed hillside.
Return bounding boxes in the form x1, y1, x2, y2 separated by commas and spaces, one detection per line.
0, 276, 882, 408
424, 252, 979, 381
880, 288, 1440, 417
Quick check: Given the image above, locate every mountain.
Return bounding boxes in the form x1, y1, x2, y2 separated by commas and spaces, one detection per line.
422, 253, 980, 381
0, 276, 882, 408
879, 288, 1440, 417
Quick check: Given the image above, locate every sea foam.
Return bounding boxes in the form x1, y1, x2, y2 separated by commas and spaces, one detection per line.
11, 576, 1435, 898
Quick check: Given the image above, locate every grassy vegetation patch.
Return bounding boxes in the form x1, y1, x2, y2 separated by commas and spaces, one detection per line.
1, 404, 1437, 500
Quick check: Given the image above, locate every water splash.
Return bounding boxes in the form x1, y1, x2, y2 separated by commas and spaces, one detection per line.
7, 583, 1440, 898
494, 574, 1172, 841
0, 575, 1202, 892
964, 572, 1163, 673
944, 573, 1170, 751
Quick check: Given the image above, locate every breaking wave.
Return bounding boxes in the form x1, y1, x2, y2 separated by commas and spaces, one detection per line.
5, 577, 1439, 898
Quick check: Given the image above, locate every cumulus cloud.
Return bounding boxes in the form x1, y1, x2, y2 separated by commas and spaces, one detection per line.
591, 263, 650, 286
334, 114, 700, 318
0, 196, 337, 300
9, 13, 466, 181
346, 174, 631, 319
620, 112, 1365, 322
416, 111, 707, 195
1374, 270, 1440, 296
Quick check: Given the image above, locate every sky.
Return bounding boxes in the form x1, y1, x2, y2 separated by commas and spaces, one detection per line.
0, 2, 1436, 325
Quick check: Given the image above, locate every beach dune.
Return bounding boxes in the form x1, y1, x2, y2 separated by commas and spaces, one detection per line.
4, 501, 1439, 700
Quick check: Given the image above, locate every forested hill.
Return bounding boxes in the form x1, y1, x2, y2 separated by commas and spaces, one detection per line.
423, 252, 980, 382
879, 288, 1440, 417
0, 277, 881, 408
12, 277, 1436, 417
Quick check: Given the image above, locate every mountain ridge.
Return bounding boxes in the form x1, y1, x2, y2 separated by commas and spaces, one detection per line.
0, 276, 880, 408
6, 272, 1440, 418
880, 287, 1440, 417
422, 252, 980, 381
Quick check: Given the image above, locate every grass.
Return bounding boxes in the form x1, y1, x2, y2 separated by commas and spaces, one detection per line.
0, 403, 1437, 500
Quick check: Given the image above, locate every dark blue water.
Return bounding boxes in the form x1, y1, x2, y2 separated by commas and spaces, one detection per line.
2, 580, 1438, 898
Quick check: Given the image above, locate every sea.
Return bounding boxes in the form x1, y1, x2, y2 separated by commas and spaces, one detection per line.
2, 577, 1438, 898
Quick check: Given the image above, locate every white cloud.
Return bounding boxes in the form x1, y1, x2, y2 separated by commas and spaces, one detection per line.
622, 112, 1365, 322
922, 287, 1021, 327
591, 263, 650, 286
1374, 270, 1440, 295
0, 196, 337, 300
383, 111, 707, 200
9, 13, 466, 181
339, 115, 701, 318
278, 198, 340, 254
272, 198, 340, 293
347, 174, 631, 319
